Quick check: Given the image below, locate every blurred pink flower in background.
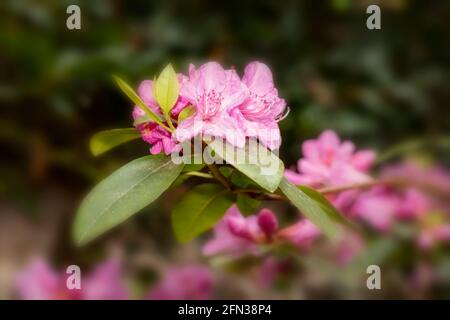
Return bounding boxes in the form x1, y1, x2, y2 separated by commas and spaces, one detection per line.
16, 258, 127, 300
276, 219, 321, 251
82, 259, 128, 300
203, 205, 322, 256
285, 130, 375, 187
349, 186, 400, 232
344, 162, 446, 232
16, 259, 70, 300
381, 162, 450, 214
396, 189, 431, 220
202, 205, 276, 256
345, 186, 431, 232
382, 162, 450, 195
148, 266, 214, 300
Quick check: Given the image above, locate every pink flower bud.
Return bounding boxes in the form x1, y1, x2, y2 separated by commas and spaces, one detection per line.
257, 209, 278, 238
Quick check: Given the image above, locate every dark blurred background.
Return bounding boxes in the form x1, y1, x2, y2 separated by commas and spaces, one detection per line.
0, 0, 449, 299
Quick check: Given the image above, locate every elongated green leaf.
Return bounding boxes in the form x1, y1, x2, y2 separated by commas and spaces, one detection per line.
73, 155, 184, 245
207, 139, 284, 192
230, 170, 257, 188
279, 177, 342, 241
113, 75, 168, 130
297, 185, 356, 230
90, 128, 140, 156
171, 184, 233, 243
154, 64, 179, 114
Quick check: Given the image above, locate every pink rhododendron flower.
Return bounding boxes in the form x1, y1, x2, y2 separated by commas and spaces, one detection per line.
134, 62, 287, 153
175, 62, 248, 148
230, 61, 286, 150
276, 219, 321, 250
16, 258, 127, 300
148, 266, 214, 300
285, 130, 375, 187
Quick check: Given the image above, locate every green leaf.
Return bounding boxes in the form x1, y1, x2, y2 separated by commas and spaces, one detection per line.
218, 166, 234, 177
113, 75, 169, 130
73, 155, 184, 245
177, 105, 195, 122
230, 170, 257, 188
171, 184, 233, 243
207, 139, 284, 192
154, 64, 179, 114
279, 177, 342, 241
236, 194, 261, 216
297, 185, 356, 230
90, 128, 141, 157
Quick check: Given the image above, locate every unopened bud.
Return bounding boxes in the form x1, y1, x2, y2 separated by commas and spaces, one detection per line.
257, 209, 278, 237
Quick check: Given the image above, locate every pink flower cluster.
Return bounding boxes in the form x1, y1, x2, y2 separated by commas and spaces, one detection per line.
133, 62, 286, 154
348, 186, 430, 232
203, 205, 320, 257
285, 130, 375, 187
285, 130, 450, 251
197, 130, 450, 263
16, 258, 127, 300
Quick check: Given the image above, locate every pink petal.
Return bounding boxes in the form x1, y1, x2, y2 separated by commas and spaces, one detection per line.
242, 61, 274, 96
137, 80, 160, 115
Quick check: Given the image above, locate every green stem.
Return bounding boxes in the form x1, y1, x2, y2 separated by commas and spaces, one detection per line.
207, 164, 232, 190
164, 112, 176, 131
184, 171, 214, 179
